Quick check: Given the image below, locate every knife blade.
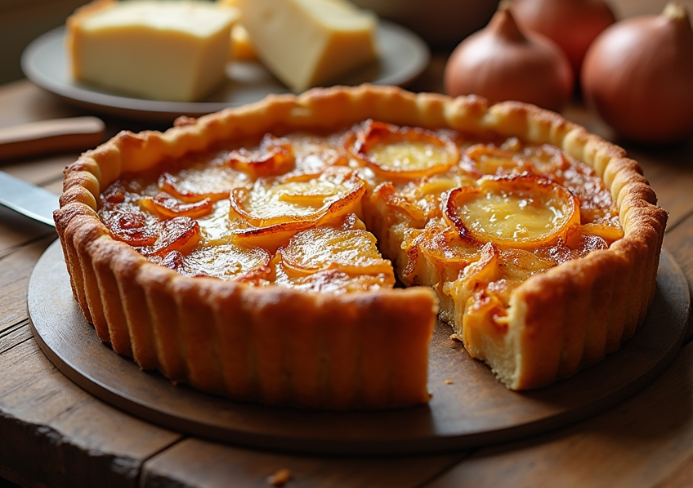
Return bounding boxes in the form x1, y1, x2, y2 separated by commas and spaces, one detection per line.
0, 171, 59, 227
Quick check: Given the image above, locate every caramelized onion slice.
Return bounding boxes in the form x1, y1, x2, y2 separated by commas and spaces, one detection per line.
229, 167, 365, 230
106, 210, 158, 247
279, 226, 393, 277
141, 192, 213, 219
371, 182, 427, 224
400, 224, 481, 284
347, 120, 459, 179
464, 144, 521, 175
296, 145, 349, 173
158, 172, 230, 203
168, 243, 272, 282
143, 217, 202, 257
274, 266, 395, 294
414, 175, 475, 198
419, 226, 481, 269
444, 175, 580, 249
497, 248, 556, 283
464, 143, 570, 178
578, 222, 624, 245
101, 181, 128, 204
441, 242, 500, 302
225, 134, 295, 178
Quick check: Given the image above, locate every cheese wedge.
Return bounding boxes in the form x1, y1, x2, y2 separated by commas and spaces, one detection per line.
67, 0, 239, 102
218, 0, 257, 61
239, 0, 378, 92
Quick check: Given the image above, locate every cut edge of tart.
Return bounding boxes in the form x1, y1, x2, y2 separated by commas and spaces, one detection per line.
54, 84, 667, 408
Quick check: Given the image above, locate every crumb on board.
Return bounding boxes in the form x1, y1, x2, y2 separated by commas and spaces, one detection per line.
267, 468, 292, 486
445, 379, 454, 385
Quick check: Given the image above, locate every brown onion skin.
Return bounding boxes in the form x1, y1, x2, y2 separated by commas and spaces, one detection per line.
444, 6, 573, 112
512, 0, 616, 76
581, 3, 693, 144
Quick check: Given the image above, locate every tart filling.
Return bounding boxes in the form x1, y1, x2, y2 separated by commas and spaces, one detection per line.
55, 85, 666, 408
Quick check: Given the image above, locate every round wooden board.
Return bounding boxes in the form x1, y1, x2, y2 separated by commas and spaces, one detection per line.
28, 241, 690, 455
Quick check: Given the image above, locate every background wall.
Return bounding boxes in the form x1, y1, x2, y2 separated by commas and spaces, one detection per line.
0, 0, 87, 85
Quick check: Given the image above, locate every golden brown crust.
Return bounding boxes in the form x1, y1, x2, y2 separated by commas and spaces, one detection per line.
56, 151, 437, 408
55, 84, 667, 406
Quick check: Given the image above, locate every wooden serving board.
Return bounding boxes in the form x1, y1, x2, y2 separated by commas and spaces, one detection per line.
28, 241, 690, 455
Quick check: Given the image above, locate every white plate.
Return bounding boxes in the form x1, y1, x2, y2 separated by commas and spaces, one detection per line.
21, 23, 430, 122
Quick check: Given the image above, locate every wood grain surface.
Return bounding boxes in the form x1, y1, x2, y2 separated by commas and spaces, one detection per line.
1, 0, 693, 486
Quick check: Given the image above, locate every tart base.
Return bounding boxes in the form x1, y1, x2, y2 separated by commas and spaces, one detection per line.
29, 240, 690, 453
55, 85, 668, 408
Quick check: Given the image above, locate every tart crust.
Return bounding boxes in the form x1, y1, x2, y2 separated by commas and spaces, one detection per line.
55, 84, 667, 408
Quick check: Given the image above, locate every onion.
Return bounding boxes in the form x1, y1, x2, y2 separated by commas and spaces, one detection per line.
444, 2, 573, 112
512, 0, 616, 77
582, 2, 693, 144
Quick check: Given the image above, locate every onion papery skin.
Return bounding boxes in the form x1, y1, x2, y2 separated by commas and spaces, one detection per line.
581, 3, 693, 144
513, 0, 616, 77
444, 5, 573, 113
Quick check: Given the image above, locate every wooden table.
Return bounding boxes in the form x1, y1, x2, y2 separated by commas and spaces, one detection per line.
2, 1, 693, 486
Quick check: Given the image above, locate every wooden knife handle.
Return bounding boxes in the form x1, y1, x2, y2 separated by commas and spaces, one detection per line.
0, 116, 105, 161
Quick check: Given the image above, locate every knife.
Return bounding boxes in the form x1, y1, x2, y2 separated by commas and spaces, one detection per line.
0, 116, 105, 227
0, 170, 60, 227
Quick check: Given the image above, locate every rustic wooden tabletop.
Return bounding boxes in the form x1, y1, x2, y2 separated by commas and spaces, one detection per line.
1, 0, 693, 486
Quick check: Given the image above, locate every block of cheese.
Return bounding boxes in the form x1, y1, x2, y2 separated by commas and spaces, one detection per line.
239, 0, 379, 92
218, 0, 257, 61
230, 24, 257, 61
67, 0, 239, 102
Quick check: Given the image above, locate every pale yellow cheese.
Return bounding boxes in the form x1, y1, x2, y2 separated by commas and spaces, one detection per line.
369, 141, 449, 172
230, 24, 257, 61
239, 0, 378, 92
218, 0, 257, 61
461, 191, 571, 242
67, 0, 239, 102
